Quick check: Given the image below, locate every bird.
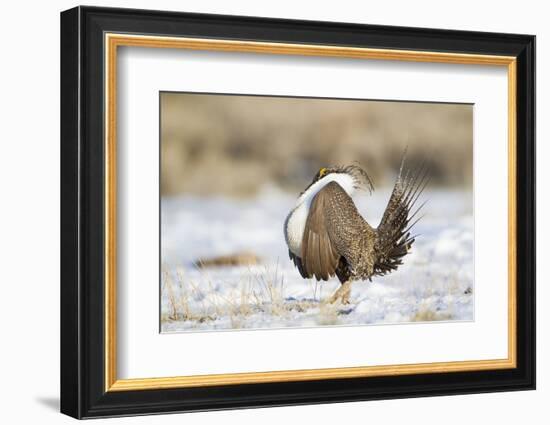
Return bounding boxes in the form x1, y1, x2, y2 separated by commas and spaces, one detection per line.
283, 153, 428, 304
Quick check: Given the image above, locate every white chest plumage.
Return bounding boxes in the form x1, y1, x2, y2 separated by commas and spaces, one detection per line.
284, 173, 356, 256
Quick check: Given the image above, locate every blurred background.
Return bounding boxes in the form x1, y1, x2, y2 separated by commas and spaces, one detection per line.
161, 92, 472, 197
160, 92, 474, 332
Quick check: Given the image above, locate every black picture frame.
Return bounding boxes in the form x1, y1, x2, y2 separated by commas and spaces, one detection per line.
60, 5, 535, 419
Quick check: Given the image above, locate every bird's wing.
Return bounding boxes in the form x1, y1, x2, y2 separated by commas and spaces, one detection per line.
289, 250, 308, 279
374, 154, 429, 276
301, 181, 371, 281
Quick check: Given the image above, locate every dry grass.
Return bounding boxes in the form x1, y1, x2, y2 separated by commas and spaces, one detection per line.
411, 308, 454, 322
161, 263, 326, 328
195, 251, 261, 268
161, 264, 468, 329
317, 303, 341, 326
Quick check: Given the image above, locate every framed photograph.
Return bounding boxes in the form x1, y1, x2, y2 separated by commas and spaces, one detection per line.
60, 6, 535, 419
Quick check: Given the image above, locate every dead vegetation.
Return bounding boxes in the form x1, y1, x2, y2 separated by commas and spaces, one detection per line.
161, 265, 469, 330
411, 308, 454, 322
195, 251, 261, 268
160, 263, 345, 329
161, 261, 471, 330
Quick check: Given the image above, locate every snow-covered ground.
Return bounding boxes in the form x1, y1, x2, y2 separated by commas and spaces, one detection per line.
161, 186, 473, 333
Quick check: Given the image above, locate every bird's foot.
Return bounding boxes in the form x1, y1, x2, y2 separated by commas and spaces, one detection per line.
327, 280, 352, 304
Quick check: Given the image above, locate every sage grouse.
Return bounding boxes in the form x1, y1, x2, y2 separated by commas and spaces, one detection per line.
284, 156, 428, 304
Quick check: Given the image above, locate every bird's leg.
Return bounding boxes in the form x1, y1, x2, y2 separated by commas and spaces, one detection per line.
328, 280, 352, 304
341, 282, 352, 304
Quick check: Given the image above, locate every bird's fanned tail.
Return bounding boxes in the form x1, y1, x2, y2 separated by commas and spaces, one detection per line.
373, 152, 429, 277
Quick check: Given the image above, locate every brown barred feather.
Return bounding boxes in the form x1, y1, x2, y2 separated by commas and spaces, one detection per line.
289, 154, 427, 284
301, 181, 376, 282
300, 184, 342, 281
373, 153, 429, 277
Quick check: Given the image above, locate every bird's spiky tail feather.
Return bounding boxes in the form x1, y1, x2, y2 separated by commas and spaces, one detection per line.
373, 150, 429, 277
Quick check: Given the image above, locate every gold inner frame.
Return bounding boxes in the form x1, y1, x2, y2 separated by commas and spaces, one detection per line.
104, 33, 517, 392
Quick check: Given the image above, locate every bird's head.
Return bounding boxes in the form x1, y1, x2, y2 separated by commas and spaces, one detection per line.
301, 164, 374, 197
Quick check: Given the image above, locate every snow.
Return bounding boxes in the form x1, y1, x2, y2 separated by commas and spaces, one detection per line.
160, 186, 474, 333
